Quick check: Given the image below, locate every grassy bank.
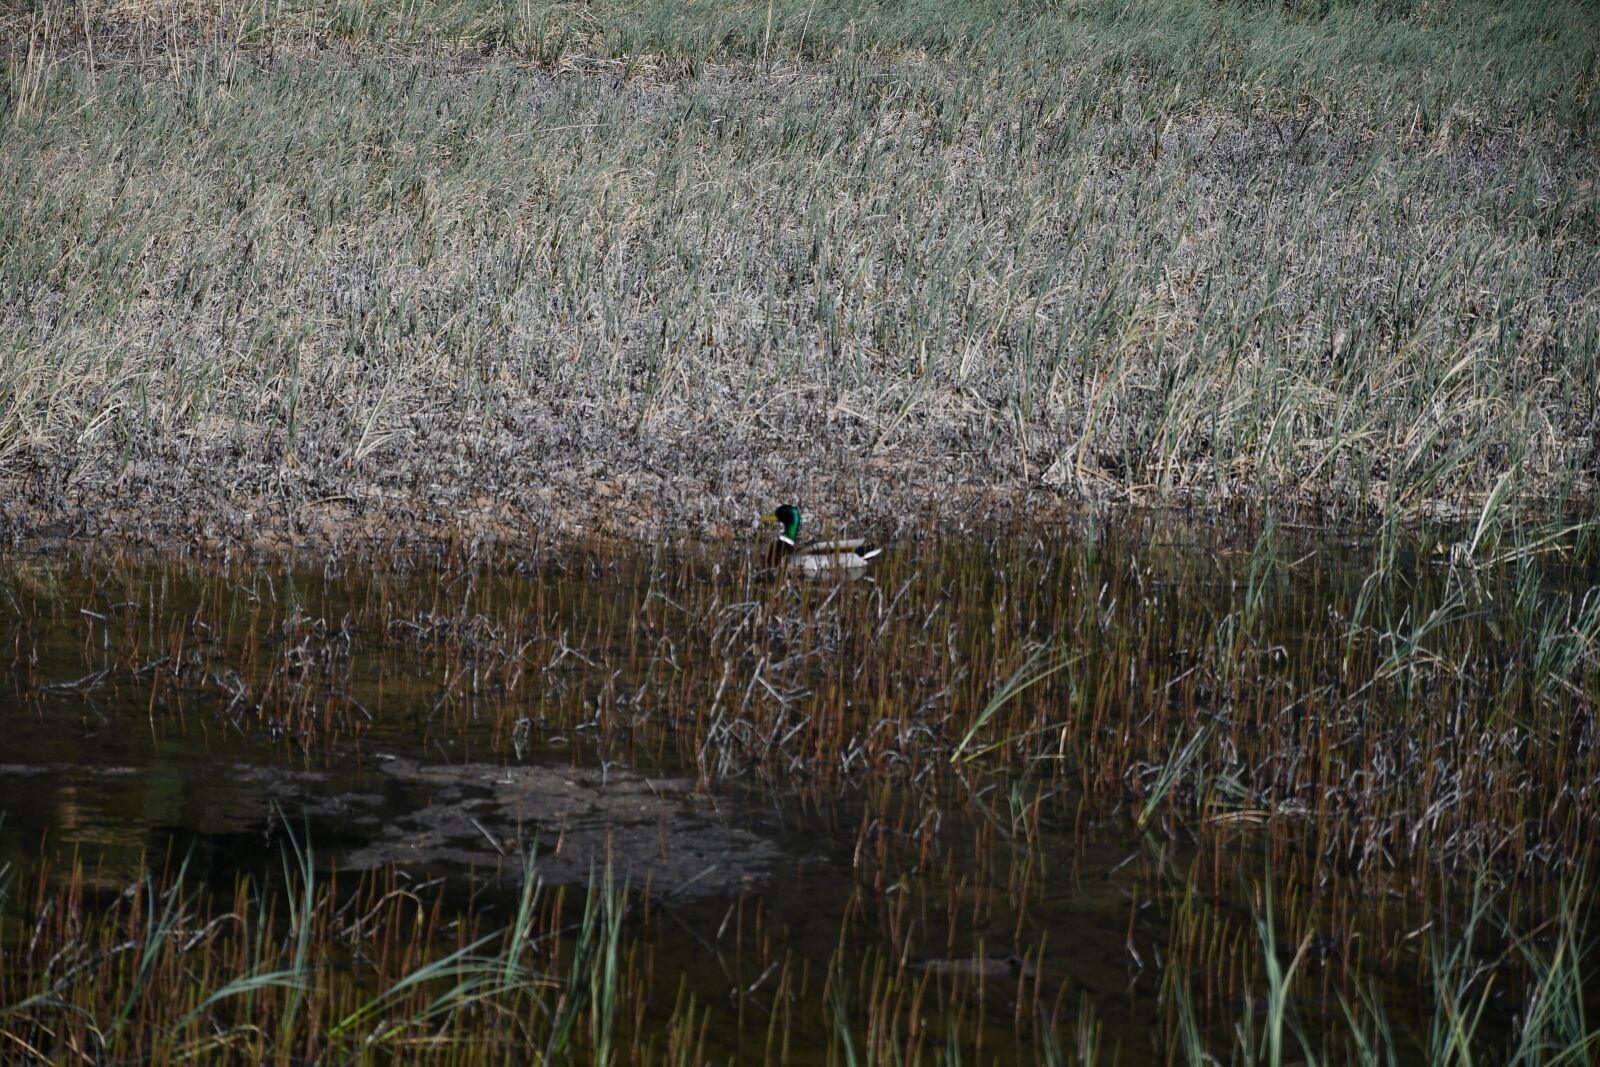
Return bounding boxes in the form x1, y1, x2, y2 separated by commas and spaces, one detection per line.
3, 0, 1598, 548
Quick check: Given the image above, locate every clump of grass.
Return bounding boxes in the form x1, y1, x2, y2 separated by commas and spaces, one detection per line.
0, 837, 633, 1063
1167, 867, 1598, 1067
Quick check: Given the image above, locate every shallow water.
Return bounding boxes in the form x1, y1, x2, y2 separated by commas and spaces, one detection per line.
2, 517, 1596, 1062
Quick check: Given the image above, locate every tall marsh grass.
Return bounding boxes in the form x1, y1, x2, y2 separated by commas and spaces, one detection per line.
1, 0, 1597, 538
1168, 869, 1598, 1067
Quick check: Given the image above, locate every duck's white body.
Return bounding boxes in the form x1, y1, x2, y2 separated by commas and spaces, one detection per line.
783, 538, 882, 575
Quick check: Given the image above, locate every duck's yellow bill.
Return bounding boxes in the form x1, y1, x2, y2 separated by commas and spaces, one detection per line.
760, 512, 778, 523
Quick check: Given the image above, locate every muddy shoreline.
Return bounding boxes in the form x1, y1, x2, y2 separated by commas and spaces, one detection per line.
5, 410, 1569, 561
0, 407, 1124, 559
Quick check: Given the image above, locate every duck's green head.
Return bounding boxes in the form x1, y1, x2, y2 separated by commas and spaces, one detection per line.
761, 504, 802, 545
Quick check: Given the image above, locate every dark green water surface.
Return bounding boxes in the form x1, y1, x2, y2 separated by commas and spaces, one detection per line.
2, 516, 1596, 1063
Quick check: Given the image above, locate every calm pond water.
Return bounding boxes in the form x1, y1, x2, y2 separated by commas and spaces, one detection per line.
2, 516, 1596, 1063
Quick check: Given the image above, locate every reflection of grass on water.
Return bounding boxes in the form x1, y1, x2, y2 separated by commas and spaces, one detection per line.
1, 518, 1596, 1060
0, 829, 577, 1062
0, 830, 1594, 1063
1169, 872, 1598, 1067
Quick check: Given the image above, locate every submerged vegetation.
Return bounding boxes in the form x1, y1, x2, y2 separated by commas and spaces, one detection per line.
2, 518, 1598, 1062
2, 0, 1599, 546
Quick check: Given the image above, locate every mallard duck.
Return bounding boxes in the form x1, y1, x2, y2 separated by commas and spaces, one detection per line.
760, 505, 882, 576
